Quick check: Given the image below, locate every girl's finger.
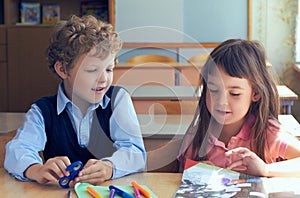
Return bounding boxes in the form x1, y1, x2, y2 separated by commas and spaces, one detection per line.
226, 160, 247, 171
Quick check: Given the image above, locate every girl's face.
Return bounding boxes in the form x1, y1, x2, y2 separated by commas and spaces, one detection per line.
206, 67, 258, 126
63, 52, 115, 113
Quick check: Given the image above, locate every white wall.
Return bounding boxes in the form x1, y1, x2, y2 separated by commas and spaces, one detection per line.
251, 0, 298, 79
115, 0, 184, 42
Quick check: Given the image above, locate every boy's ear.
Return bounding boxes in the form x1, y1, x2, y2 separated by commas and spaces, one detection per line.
252, 90, 261, 102
54, 61, 67, 79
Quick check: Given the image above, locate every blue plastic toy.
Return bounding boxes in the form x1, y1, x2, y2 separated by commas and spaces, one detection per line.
59, 161, 83, 188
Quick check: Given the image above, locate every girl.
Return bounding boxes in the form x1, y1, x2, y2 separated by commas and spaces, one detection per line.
178, 39, 300, 177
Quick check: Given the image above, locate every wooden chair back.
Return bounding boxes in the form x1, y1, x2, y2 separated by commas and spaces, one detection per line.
188, 52, 210, 66
126, 54, 176, 64
154, 101, 198, 115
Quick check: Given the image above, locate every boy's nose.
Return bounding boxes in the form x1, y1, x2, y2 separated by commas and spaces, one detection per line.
97, 72, 107, 82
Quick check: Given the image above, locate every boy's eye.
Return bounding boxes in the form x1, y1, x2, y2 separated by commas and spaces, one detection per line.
106, 68, 114, 72
208, 88, 218, 93
86, 69, 97, 72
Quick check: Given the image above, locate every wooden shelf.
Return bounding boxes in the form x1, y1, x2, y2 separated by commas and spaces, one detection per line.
0, 0, 115, 111
2, 0, 114, 26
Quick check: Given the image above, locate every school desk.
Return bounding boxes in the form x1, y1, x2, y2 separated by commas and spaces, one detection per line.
0, 112, 25, 133
1, 112, 300, 138
124, 85, 298, 114
0, 168, 182, 197
138, 114, 300, 139
2, 166, 300, 197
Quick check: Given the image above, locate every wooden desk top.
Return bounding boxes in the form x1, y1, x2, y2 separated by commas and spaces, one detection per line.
116, 62, 198, 69
2, 166, 300, 197
276, 85, 298, 100
124, 85, 199, 101
138, 114, 193, 138
124, 85, 298, 101
0, 168, 182, 197
0, 112, 26, 133
138, 114, 300, 139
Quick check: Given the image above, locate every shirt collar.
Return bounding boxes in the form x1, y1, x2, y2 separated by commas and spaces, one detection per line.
236, 114, 255, 140
56, 83, 111, 115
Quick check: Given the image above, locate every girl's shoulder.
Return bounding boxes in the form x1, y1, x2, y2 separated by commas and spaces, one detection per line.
267, 116, 295, 140
267, 116, 281, 131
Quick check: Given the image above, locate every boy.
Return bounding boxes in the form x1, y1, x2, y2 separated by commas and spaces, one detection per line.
4, 15, 146, 186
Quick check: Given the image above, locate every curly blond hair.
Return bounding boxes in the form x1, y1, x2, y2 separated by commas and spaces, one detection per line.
47, 15, 122, 77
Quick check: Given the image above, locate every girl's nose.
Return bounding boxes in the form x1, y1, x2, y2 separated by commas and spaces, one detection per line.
218, 91, 229, 105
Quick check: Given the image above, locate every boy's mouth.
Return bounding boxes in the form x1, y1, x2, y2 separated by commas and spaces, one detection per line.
92, 87, 106, 92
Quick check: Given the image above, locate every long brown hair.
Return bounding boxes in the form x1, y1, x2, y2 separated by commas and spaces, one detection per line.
186, 39, 279, 162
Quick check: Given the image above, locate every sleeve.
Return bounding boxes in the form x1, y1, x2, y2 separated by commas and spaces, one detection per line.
266, 123, 297, 163
4, 104, 47, 181
101, 88, 146, 179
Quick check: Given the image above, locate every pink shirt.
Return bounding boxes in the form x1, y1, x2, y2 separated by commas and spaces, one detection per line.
178, 115, 291, 169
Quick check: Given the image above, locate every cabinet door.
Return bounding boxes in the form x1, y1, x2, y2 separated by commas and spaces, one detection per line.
0, 62, 7, 111
0, 26, 7, 111
7, 26, 60, 112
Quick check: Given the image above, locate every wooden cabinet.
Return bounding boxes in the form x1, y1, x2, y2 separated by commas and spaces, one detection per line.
7, 26, 60, 111
2, 0, 114, 26
0, 26, 7, 111
0, 0, 115, 111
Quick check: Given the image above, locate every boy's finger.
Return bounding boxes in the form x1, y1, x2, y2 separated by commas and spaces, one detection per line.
43, 171, 60, 184
54, 159, 70, 177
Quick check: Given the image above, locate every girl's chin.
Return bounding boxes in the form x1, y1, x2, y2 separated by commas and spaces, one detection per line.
212, 114, 230, 125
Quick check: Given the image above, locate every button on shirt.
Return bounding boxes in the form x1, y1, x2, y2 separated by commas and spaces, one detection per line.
4, 83, 146, 181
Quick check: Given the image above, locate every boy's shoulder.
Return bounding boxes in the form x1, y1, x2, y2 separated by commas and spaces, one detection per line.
35, 95, 57, 105
106, 85, 124, 96
34, 95, 58, 114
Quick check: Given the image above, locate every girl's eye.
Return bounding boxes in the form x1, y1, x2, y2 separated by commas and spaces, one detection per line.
231, 93, 240, 96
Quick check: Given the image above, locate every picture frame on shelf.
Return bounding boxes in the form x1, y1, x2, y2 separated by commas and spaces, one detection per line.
80, 1, 109, 22
20, 2, 41, 24
42, 4, 60, 24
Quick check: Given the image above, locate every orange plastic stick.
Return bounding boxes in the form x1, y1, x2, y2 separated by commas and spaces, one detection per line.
86, 186, 103, 198
131, 181, 151, 198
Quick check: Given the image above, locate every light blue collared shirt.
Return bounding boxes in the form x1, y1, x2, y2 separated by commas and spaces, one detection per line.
4, 83, 146, 181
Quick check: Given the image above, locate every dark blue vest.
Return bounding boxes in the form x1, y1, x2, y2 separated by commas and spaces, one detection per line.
35, 86, 121, 165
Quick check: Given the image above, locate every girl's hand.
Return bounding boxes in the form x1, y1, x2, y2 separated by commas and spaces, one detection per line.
25, 156, 71, 184
225, 147, 268, 177
75, 159, 113, 185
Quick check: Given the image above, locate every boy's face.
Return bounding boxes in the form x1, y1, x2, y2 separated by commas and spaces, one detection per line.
63, 52, 115, 111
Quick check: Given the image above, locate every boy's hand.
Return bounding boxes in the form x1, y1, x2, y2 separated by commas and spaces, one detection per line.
24, 156, 71, 184
75, 159, 113, 185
